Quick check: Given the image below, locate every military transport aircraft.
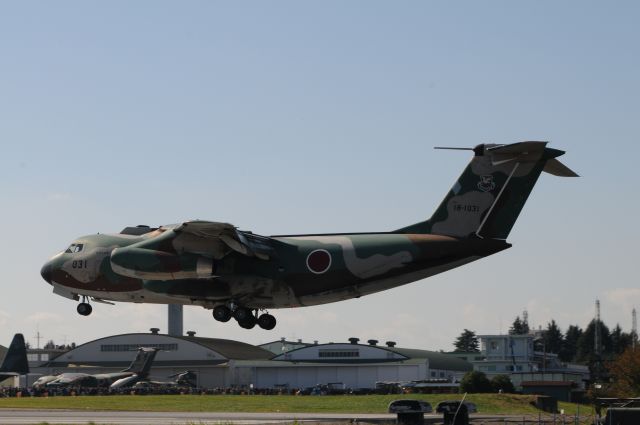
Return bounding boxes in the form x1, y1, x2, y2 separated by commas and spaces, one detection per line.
0, 334, 29, 383
40, 141, 577, 330
33, 347, 157, 389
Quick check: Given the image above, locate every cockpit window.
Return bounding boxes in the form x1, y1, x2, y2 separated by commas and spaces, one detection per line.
65, 243, 84, 254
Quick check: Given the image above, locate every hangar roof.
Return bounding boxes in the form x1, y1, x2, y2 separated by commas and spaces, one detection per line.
390, 348, 472, 371
272, 343, 472, 371
45, 333, 272, 368
177, 336, 272, 360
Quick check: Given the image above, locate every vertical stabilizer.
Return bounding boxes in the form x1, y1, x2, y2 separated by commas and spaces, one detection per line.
123, 348, 158, 377
0, 334, 29, 375
398, 142, 577, 239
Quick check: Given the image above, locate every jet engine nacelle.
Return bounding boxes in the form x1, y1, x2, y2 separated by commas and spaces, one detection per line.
110, 374, 139, 389
110, 247, 215, 280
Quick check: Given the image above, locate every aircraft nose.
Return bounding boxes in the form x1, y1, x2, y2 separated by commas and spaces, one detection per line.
40, 262, 53, 285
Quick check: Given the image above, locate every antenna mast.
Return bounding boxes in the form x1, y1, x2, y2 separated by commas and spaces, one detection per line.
595, 299, 601, 356
633, 308, 638, 350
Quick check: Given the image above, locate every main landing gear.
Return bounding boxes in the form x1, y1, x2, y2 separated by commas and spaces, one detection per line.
76, 296, 93, 316
212, 304, 276, 330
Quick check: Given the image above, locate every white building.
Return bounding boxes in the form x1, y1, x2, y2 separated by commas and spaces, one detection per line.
30, 332, 472, 390
473, 334, 589, 393
475, 334, 537, 375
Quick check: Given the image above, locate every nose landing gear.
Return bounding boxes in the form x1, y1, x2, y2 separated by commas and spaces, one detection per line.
212, 303, 277, 330
76, 296, 93, 316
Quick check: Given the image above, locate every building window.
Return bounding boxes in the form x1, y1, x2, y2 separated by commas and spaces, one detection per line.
100, 343, 178, 352
431, 371, 436, 377
318, 349, 359, 358
40, 353, 49, 361
27, 354, 38, 362
440, 371, 445, 378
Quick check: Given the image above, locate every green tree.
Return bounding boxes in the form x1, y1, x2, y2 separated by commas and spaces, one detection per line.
454, 329, 480, 352
491, 375, 515, 393
560, 325, 583, 362
611, 324, 632, 355
459, 371, 492, 393
576, 319, 612, 363
543, 320, 564, 354
509, 316, 530, 335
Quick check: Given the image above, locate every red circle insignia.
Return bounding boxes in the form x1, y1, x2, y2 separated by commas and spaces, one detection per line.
306, 249, 332, 274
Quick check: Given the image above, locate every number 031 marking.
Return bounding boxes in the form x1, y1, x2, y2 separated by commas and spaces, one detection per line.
72, 260, 88, 269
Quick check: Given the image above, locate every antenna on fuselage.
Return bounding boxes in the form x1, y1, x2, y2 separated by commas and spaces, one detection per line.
433, 147, 474, 151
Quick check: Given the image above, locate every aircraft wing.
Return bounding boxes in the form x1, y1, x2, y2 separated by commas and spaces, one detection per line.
173, 221, 273, 260
111, 222, 275, 280
0, 372, 19, 381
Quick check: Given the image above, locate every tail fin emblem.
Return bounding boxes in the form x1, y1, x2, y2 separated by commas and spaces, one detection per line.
477, 175, 496, 192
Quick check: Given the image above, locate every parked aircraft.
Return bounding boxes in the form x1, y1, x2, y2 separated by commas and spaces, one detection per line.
0, 334, 29, 383
33, 347, 157, 388
129, 370, 198, 389
40, 142, 577, 330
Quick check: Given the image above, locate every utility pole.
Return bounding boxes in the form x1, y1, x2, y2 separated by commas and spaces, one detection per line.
34, 328, 42, 349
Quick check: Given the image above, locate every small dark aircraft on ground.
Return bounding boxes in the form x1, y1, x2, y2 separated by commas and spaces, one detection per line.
33, 347, 157, 389
0, 334, 29, 383
130, 370, 198, 389
40, 141, 577, 330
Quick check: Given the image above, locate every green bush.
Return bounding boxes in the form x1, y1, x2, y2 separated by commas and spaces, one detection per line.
459, 371, 492, 393
490, 374, 515, 393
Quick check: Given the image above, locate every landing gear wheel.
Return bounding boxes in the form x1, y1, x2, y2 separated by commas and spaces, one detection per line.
257, 314, 277, 330
212, 305, 232, 322
238, 315, 257, 329
77, 302, 92, 316
233, 307, 252, 321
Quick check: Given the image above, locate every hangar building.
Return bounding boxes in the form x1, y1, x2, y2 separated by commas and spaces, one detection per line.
32, 331, 472, 389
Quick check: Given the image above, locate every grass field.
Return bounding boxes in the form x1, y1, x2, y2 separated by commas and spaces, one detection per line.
0, 393, 596, 416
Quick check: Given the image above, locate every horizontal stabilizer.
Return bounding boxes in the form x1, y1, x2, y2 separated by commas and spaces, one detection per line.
543, 158, 579, 177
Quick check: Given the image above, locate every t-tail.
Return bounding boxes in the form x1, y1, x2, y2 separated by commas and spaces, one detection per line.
123, 347, 157, 376
398, 141, 578, 239
0, 333, 29, 375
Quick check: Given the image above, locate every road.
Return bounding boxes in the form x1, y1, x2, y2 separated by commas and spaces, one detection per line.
0, 409, 581, 424
0, 409, 399, 424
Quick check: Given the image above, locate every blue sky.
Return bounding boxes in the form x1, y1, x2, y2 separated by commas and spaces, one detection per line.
1, 1, 639, 351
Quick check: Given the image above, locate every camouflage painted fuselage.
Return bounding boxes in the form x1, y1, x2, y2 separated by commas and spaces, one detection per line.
43, 230, 509, 309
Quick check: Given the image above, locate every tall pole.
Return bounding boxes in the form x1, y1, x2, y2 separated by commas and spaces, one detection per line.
595, 300, 601, 357
633, 308, 638, 351
168, 304, 184, 336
